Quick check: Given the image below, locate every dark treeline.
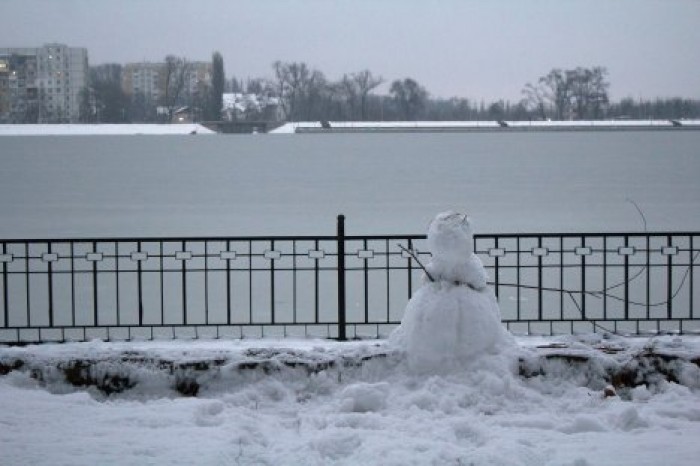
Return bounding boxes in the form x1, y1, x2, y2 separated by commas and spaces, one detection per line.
82, 56, 700, 123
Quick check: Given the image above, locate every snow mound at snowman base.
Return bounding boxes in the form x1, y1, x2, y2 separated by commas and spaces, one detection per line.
389, 282, 516, 373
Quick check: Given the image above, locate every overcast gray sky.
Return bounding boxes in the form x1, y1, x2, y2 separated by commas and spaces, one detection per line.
2, 0, 698, 101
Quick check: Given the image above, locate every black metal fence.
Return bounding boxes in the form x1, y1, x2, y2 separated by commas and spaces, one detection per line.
1, 216, 698, 343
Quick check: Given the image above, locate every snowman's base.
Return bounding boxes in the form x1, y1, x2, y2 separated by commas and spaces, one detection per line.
390, 281, 514, 373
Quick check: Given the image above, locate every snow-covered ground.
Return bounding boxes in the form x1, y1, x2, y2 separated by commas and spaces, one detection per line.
270, 119, 700, 133
0, 124, 215, 136
1, 334, 699, 466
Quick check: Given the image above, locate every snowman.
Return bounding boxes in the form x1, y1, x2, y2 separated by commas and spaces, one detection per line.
390, 211, 514, 372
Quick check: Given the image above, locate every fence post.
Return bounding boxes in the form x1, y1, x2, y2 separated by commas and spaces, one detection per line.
337, 214, 347, 341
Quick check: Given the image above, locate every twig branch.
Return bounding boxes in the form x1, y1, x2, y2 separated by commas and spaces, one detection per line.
397, 243, 435, 282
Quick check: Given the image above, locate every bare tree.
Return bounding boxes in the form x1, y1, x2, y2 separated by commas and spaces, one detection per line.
568, 66, 609, 119
163, 55, 191, 122
337, 74, 359, 119
539, 69, 571, 120
353, 70, 383, 120
522, 82, 548, 120
390, 78, 428, 120
272, 61, 328, 121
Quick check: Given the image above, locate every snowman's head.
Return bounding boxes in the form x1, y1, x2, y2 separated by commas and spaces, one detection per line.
427, 211, 475, 261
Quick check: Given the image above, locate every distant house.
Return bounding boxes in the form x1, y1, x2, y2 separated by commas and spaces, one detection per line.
172, 106, 193, 123
221, 92, 282, 121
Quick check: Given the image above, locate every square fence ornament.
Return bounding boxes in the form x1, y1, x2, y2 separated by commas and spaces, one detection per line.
219, 251, 237, 261
264, 250, 282, 260
41, 253, 59, 262
175, 251, 192, 261
357, 249, 374, 260
488, 248, 506, 257
130, 251, 148, 261
661, 246, 679, 256
308, 249, 325, 260
617, 246, 636, 256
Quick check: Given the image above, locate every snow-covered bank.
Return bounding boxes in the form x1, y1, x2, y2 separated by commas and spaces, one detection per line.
1, 335, 700, 465
0, 123, 215, 136
270, 119, 700, 133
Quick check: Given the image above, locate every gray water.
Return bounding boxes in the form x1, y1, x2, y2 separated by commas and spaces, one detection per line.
2, 131, 699, 239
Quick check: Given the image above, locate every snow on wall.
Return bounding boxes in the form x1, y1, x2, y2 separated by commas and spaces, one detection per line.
0, 124, 216, 136
269, 119, 700, 133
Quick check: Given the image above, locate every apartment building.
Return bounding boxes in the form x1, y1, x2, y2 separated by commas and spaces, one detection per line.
122, 60, 212, 109
122, 62, 164, 106
0, 44, 88, 123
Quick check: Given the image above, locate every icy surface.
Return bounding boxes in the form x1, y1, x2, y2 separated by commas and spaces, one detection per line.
390, 212, 514, 372
1, 336, 700, 465
2, 131, 700, 238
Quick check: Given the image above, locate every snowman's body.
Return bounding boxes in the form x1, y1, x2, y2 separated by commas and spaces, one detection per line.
390, 212, 513, 372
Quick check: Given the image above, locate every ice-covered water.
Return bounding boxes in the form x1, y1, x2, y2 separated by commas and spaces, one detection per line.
1, 131, 699, 239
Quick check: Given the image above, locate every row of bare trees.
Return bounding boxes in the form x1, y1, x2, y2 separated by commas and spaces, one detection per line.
78, 54, 700, 123
231, 61, 431, 121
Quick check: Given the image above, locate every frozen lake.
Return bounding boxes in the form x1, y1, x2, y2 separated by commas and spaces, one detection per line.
1, 131, 699, 239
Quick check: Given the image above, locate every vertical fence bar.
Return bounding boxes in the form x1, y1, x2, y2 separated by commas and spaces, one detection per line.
407, 238, 414, 299
337, 215, 347, 341
92, 241, 98, 326
363, 239, 369, 323
70, 242, 75, 327
516, 237, 521, 321
115, 242, 121, 326
137, 241, 143, 326
248, 240, 253, 324
385, 239, 390, 323
537, 236, 543, 321
580, 236, 586, 320
2, 242, 8, 327
270, 240, 276, 325
602, 237, 607, 321
25, 243, 30, 327
645, 236, 650, 321
494, 237, 500, 300
47, 242, 54, 327
559, 237, 564, 322
181, 240, 187, 325
292, 241, 297, 324
314, 239, 320, 324
204, 240, 209, 325
624, 235, 630, 321
226, 240, 232, 325
691, 236, 695, 320
667, 235, 673, 319
159, 241, 164, 325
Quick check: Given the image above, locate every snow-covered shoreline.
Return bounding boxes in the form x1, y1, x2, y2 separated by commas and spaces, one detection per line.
0, 123, 216, 136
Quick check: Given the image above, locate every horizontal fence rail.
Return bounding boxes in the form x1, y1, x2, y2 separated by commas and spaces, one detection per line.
1, 221, 699, 343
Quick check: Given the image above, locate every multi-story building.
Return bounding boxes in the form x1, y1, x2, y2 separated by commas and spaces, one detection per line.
121, 62, 164, 107
184, 61, 212, 100
0, 44, 88, 123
